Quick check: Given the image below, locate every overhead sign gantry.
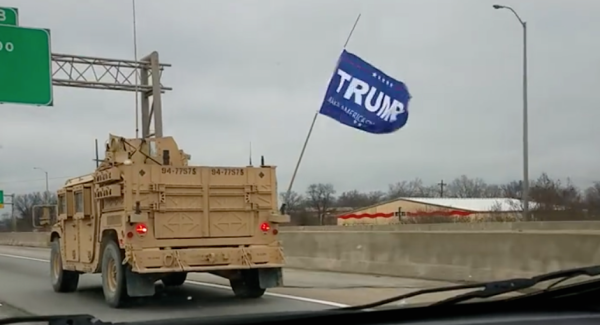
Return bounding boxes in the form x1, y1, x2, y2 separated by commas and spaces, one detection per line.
0, 6, 172, 138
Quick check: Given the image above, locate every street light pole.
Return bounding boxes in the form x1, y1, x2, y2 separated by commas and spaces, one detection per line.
522, 21, 529, 221
33, 167, 49, 203
493, 4, 529, 220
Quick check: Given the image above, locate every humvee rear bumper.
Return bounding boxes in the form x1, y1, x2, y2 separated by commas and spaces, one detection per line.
127, 245, 285, 273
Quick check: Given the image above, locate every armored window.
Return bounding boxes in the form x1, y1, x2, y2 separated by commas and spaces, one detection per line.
74, 191, 84, 213
83, 186, 92, 216
58, 195, 66, 215
149, 140, 157, 157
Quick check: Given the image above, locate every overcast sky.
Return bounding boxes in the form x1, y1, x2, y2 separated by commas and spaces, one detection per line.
0, 0, 599, 199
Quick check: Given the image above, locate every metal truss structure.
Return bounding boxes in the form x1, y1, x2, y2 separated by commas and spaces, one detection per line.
51, 51, 172, 138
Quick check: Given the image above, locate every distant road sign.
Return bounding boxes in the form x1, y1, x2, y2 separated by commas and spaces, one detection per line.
0, 25, 53, 106
0, 190, 4, 209
0, 7, 18, 26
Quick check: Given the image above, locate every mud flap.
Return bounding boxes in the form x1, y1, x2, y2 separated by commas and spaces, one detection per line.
125, 267, 156, 297
258, 268, 283, 289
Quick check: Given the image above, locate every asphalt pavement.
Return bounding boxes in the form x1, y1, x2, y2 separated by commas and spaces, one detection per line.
0, 247, 340, 323
0, 246, 458, 323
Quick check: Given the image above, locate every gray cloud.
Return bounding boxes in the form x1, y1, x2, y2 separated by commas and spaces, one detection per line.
1, 0, 599, 198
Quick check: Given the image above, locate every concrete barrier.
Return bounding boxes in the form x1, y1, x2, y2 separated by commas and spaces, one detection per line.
281, 230, 600, 282
0, 232, 50, 247
2, 223, 600, 283
284, 221, 600, 232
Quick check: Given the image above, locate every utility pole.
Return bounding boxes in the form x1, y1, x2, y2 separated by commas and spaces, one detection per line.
438, 180, 446, 197
33, 167, 49, 203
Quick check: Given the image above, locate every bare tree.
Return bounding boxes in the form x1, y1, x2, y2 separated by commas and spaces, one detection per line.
366, 190, 386, 204
305, 183, 336, 225
279, 191, 310, 225
387, 181, 411, 199
337, 190, 386, 208
487, 201, 522, 222
557, 178, 583, 208
11, 192, 57, 231
337, 190, 365, 208
387, 178, 433, 198
0, 212, 9, 231
421, 184, 441, 198
584, 182, 600, 213
529, 173, 582, 210
485, 184, 504, 198
0, 214, 10, 232
500, 181, 523, 199
446, 175, 489, 198
280, 191, 305, 212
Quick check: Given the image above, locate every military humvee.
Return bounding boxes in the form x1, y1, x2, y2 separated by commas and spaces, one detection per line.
49, 134, 290, 308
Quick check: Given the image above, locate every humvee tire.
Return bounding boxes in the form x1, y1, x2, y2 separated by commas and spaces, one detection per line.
50, 238, 79, 293
230, 269, 265, 299
162, 272, 187, 287
101, 240, 128, 308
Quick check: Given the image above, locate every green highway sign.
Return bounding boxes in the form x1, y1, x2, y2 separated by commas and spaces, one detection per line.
0, 25, 53, 106
0, 190, 4, 209
0, 7, 18, 26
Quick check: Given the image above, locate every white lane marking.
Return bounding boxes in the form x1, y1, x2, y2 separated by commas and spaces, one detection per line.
0, 252, 349, 308
184, 281, 348, 307
0, 253, 46, 262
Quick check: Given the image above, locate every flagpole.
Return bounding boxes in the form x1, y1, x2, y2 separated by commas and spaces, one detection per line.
132, 0, 140, 138
281, 13, 362, 213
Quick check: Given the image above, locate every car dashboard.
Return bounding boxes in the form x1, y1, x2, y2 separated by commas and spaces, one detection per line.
374, 311, 600, 325
63, 307, 600, 325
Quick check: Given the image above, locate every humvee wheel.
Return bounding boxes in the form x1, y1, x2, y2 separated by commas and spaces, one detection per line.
101, 240, 127, 308
230, 270, 265, 299
161, 272, 187, 287
50, 238, 79, 292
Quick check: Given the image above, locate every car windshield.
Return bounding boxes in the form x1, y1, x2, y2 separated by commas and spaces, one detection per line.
0, 0, 598, 323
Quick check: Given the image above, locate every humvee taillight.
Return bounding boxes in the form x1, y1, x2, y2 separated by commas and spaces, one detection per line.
260, 222, 270, 232
135, 223, 148, 235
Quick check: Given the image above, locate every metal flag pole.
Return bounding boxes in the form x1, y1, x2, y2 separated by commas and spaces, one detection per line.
281, 13, 362, 213
132, 0, 140, 138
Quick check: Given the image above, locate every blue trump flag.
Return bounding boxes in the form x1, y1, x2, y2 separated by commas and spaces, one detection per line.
318, 50, 411, 134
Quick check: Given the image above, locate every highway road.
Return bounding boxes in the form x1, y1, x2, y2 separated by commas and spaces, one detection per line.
0, 246, 456, 322
0, 246, 344, 323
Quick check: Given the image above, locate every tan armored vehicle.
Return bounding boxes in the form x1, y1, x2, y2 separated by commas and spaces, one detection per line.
49, 134, 290, 308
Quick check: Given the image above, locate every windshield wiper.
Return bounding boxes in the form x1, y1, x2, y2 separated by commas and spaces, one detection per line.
0, 314, 109, 325
342, 264, 600, 310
